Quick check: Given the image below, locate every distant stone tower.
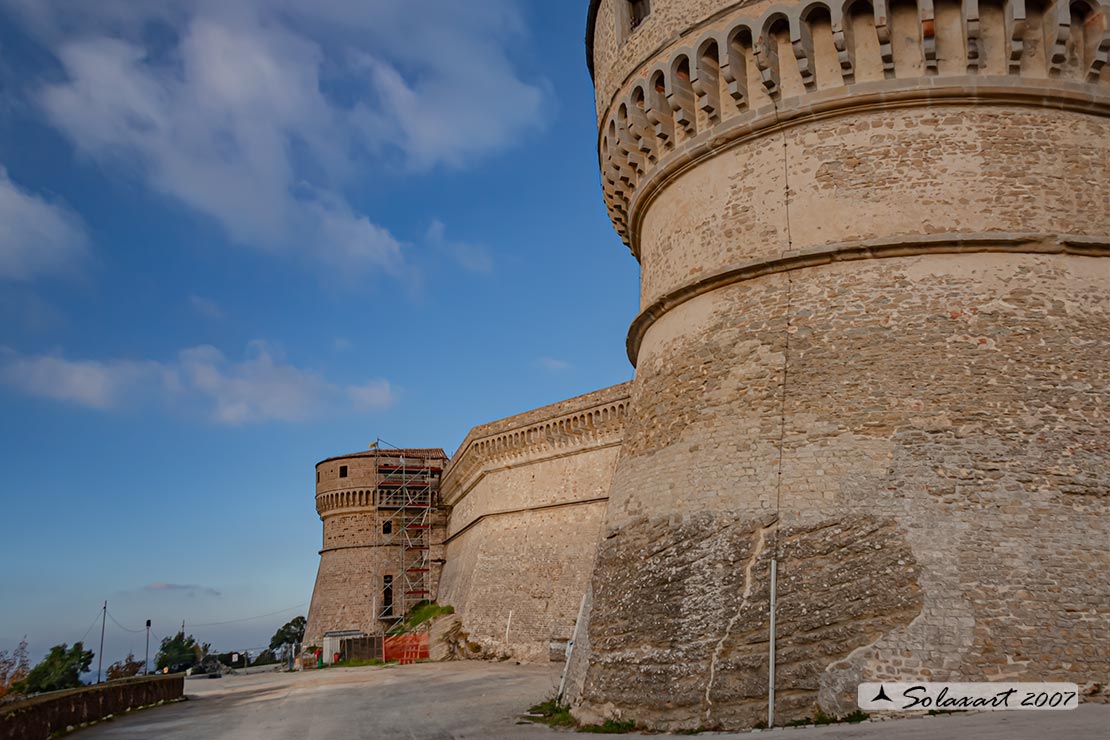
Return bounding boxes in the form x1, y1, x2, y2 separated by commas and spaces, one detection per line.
572, 0, 1109, 730
304, 448, 448, 652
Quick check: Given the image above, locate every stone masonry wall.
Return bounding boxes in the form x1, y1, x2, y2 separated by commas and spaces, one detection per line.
437, 384, 630, 662
576, 0, 1110, 730
569, 253, 1109, 729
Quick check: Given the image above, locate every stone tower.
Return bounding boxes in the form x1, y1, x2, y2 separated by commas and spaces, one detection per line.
572, 0, 1109, 730
304, 448, 448, 650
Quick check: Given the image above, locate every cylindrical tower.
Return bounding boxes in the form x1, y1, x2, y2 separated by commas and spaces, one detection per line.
572, 0, 1109, 730
304, 448, 447, 650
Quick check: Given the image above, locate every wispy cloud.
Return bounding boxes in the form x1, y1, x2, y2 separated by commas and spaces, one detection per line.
333, 337, 353, 352
0, 165, 88, 281
143, 582, 221, 598
187, 295, 223, 320
5, 0, 544, 276
426, 219, 493, 274
0, 341, 396, 424
539, 357, 570, 372
0, 348, 169, 409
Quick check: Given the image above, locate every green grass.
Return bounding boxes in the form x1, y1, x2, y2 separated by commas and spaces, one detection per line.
386, 602, 456, 636
525, 694, 639, 733
526, 698, 576, 728
579, 718, 637, 733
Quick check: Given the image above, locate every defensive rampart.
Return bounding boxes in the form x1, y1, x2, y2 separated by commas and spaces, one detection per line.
437, 383, 631, 662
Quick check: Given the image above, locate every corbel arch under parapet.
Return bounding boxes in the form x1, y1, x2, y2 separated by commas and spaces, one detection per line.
760, 7, 812, 96
666, 51, 698, 135
693, 33, 726, 122
645, 67, 675, 151
627, 83, 657, 163
1065, 0, 1110, 78
842, 0, 890, 81
724, 22, 762, 109
800, 0, 849, 87
616, 103, 643, 177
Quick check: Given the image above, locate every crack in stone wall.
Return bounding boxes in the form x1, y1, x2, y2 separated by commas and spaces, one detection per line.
576, 512, 922, 731
703, 516, 776, 724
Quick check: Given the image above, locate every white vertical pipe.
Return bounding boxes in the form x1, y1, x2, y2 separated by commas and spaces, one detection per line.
768, 558, 778, 728
558, 593, 589, 701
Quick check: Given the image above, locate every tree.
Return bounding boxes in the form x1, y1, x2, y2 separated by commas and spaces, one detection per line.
269, 616, 306, 651
14, 642, 93, 694
0, 638, 31, 698
155, 632, 205, 672
106, 652, 146, 680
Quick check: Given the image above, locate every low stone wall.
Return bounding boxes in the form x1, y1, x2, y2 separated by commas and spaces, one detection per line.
0, 674, 184, 740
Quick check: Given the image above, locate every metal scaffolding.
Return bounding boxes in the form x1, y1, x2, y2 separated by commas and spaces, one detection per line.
373, 441, 440, 622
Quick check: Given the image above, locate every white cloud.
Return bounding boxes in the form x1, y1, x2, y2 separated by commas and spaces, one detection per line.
143, 582, 221, 598
0, 166, 88, 280
347, 378, 395, 411
0, 341, 395, 424
0, 348, 167, 409
188, 295, 223, 320
539, 357, 570, 372
6, 0, 544, 274
426, 219, 492, 274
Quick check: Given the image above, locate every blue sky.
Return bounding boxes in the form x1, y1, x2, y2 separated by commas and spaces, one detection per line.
0, 0, 637, 667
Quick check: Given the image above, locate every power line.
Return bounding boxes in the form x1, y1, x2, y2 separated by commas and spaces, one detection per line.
78, 609, 104, 644
106, 609, 146, 634
188, 602, 308, 628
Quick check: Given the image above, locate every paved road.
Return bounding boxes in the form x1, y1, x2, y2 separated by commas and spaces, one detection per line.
79, 663, 1109, 739
82, 662, 562, 740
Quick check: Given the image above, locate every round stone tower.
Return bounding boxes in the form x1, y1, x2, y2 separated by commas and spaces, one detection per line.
572, 0, 1109, 730
304, 448, 448, 650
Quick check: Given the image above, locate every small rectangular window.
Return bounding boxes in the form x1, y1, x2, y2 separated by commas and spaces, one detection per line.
316, 471, 320, 482
382, 521, 392, 535
382, 575, 394, 617
339, 465, 348, 478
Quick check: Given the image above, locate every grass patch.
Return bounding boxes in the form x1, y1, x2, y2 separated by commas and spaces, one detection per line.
579, 718, 637, 733
387, 602, 455, 636
525, 694, 639, 733
526, 698, 576, 728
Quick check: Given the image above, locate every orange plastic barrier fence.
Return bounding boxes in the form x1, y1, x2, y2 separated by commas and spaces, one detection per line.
384, 633, 429, 664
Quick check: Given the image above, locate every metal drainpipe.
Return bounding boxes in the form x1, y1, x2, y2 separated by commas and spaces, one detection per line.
768, 558, 778, 728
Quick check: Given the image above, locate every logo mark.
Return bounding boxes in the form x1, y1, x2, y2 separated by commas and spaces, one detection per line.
871, 684, 892, 702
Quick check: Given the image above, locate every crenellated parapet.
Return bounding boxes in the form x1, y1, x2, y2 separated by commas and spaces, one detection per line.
441, 383, 631, 511
593, 0, 1110, 253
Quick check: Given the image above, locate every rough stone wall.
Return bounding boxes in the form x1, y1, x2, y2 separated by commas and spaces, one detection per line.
437, 384, 630, 662
577, 0, 1110, 730
569, 254, 1109, 729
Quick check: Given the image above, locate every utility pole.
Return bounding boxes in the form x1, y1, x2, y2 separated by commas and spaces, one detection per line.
144, 620, 151, 675
96, 601, 107, 684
